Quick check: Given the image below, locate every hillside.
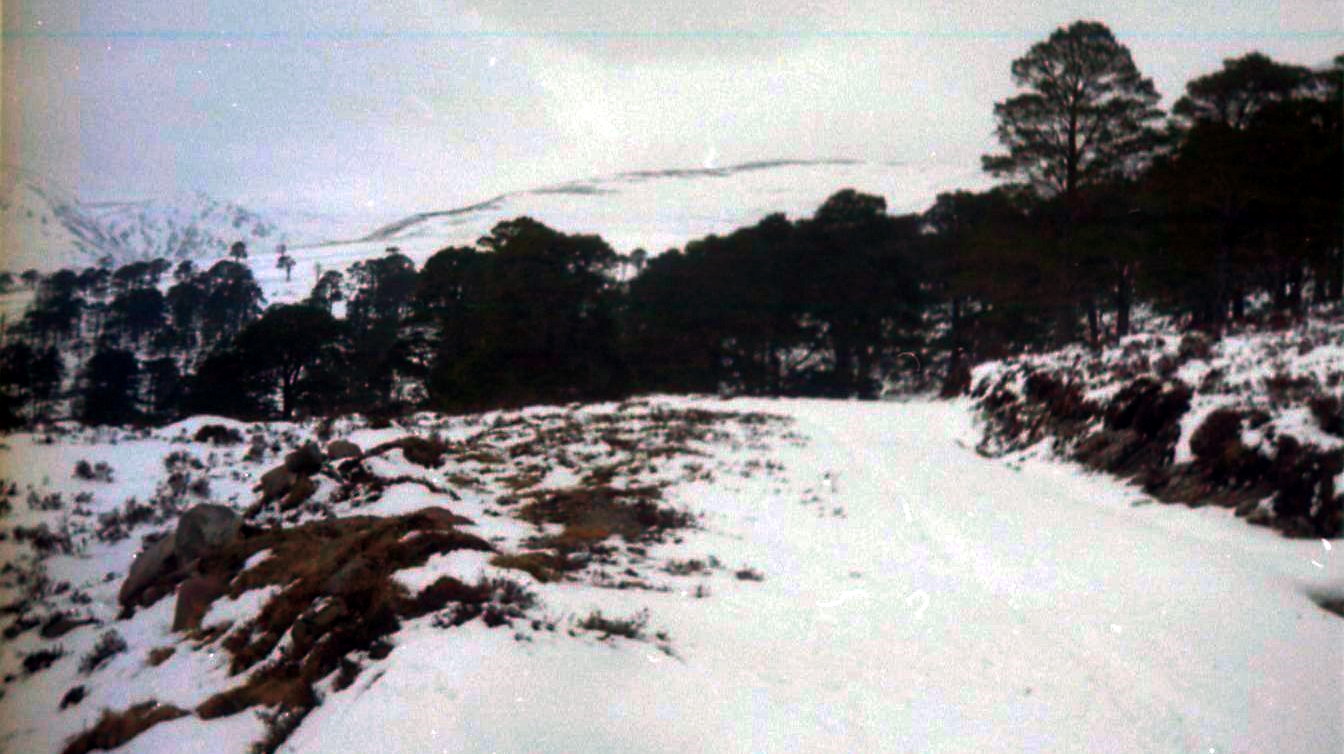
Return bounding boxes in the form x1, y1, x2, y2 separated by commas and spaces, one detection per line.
256, 158, 988, 305
2, 158, 987, 304
1, 166, 301, 276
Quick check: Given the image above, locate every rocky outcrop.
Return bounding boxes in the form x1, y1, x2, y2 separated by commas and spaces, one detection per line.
326, 439, 362, 461
284, 443, 325, 476
172, 575, 228, 632
174, 504, 241, 565
119, 504, 243, 609
118, 535, 177, 608
256, 466, 298, 503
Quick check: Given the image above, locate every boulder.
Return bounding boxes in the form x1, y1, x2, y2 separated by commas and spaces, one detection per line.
174, 504, 242, 565
280, 475, 318, 511
323, 556, 375, 596
398, 437, 447, 468
172, 575, 228, 632
118, 534, 177, 607
326, 439, 362, 461
256, 465, 297, 503
284, 443, 326, 476
407, 506, 474, 529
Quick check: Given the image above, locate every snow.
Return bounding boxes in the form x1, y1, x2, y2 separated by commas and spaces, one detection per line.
279, 399, 1344, 754
201, 586, 283, 629
2, 396, 1341, 753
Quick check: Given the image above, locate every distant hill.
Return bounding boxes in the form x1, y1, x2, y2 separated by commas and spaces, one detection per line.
356, 158, 990, 256
2, 158, 991, 301
0, 165, 295, 273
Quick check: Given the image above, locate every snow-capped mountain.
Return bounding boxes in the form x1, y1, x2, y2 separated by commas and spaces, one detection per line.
0, 165, 111, 273
81, 194, 286, 264
1, 166, 303, 274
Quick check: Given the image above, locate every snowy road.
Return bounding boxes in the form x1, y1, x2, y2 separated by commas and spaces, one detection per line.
286, 398, 1342, 754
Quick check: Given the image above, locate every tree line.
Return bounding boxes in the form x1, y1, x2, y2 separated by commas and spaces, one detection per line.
1, 21, 1339, 427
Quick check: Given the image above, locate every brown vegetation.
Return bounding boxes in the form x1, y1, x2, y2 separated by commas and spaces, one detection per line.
63, 701, 188, 754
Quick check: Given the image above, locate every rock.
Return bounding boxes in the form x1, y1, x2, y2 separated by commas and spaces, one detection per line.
326, 439, 362, 460
284, 443, 326, 476
398, 437, 446, 468
407, 506, 474, 529
256, 465, 297, 503
172, 575, 228, 632
323, 556, 374, 596
174, 504, 241, 565
118, 534, 177, 607
280, 475, 318, 511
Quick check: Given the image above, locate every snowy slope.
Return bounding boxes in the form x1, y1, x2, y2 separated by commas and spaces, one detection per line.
0, 166, 114, 273
252, 158, 990, 304
0, 397, 1338, 753
80, 194, 287, 264
0, 166, 340, 275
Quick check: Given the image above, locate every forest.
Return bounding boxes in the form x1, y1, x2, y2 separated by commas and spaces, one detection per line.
2, 22, 1341, 428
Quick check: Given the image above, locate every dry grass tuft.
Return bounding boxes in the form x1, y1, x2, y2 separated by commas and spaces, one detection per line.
490, 552, 565, 583
63, 701, 188, 754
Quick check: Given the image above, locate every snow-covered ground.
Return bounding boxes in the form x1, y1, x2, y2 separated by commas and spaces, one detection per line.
971, 314, 1344, 460
1, 396, 1339, 753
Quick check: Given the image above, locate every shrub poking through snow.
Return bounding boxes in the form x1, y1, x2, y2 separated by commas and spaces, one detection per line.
60, 685, 86, 709
1308, 393, 1343, 437
490, 552, 564, 583
1189, 409, 1265, 486
735, 567, 765, 581
72, 460, 114, 482
1267, 437, 1343, 537
23, 646, 64, 674
80, 630, 128, 674
194, 424, 244, 446
252, 705, 313, 754
577, 608, 649, 640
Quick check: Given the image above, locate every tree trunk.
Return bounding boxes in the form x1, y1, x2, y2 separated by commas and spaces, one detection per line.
1286, 258, 1303, 314
1115, 264, 1132, 338
832, 332, 854, 397
1085, 296, 1100, 347
950, 296, 963, 352
1215, 243, 1231, 325
1332, 247, 1344, 301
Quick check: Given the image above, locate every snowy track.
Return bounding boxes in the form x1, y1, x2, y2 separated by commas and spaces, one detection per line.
287, 398, 1342, 754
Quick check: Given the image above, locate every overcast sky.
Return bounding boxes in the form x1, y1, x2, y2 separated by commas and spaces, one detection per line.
3, 1, 1340, 215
